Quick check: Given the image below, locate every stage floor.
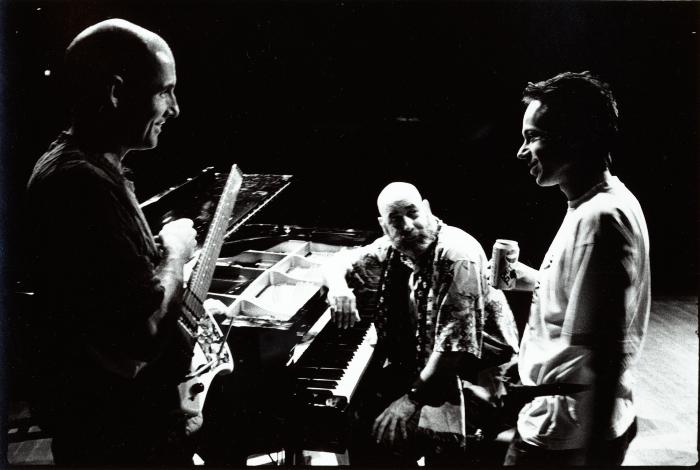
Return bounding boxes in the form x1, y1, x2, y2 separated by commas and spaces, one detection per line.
6, 297, 698, 466
621, 296, 698, 465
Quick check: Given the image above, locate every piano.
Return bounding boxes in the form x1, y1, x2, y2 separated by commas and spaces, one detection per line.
140, 167, 381, 456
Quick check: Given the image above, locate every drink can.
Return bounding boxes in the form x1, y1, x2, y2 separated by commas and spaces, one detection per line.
491, 239, 519, 290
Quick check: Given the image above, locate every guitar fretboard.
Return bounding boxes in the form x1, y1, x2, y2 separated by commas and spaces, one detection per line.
181, 165, 243, 332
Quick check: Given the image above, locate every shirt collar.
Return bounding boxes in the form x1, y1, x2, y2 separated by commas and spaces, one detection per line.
568, 173, 617, 209
60, 128, 130, 179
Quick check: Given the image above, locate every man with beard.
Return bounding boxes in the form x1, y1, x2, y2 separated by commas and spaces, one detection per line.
324, 182, 520, 465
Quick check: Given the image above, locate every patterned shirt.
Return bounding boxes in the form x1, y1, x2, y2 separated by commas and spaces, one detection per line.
337, 220, 519, 447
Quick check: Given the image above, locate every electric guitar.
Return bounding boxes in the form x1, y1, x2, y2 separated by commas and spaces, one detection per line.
175, 164, 243, 417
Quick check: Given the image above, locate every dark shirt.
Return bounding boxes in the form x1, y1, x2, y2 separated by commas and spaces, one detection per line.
24, 132, 176, 424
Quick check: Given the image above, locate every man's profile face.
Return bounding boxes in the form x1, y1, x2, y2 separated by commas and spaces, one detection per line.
122, 46, 179, 150
379, 196, 436, 258
516, 100, 573, 188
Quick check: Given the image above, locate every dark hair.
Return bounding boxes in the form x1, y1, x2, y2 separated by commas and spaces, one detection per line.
522, 71, 619, 168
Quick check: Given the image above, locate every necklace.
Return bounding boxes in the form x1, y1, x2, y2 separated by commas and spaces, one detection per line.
375, 221, 442, 374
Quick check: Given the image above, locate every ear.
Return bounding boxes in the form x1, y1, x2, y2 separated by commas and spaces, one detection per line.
108, 75, 125, 109
377, 216, 390, 237
423, 199, 433, 218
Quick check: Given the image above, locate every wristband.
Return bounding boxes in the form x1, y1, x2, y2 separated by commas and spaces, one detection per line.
407, 379, 429, 405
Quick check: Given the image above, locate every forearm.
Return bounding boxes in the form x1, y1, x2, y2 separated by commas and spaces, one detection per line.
148, 255, 187, 336
322, 252, 354, 291
419, 351, 462, 382
372, 351, 462, 446
323, 265, 351, 291
408, 351, 463, 405
513, 261, 540, 291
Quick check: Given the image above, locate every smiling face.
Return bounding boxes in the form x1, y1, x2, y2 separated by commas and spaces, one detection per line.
516, 100, 574, 188
121, 44, 180, 151
378, 189, 437, 259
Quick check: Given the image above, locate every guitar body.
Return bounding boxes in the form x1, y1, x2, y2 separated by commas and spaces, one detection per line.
177, 310, 233, 417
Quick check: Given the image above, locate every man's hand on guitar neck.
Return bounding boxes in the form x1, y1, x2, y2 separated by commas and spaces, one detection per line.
148, 219, 197, 338
156, 218, 197, 262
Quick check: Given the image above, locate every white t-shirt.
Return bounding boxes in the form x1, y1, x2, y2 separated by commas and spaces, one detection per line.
517, 174, 651, 450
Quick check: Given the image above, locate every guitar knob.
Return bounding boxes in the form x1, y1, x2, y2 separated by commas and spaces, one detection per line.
191, 382, 205, 395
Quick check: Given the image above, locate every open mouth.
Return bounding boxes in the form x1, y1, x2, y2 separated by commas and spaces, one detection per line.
528, 160, 538, 175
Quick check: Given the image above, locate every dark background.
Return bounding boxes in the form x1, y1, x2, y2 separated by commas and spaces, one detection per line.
2, 0, 698, 297
0, 1, 698, 458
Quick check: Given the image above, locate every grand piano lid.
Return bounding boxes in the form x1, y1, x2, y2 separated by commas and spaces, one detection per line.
139, 167, 293, 243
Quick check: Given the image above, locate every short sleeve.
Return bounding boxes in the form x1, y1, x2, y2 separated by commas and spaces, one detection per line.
562, 210, 631, 347
332, 237, 390, 319
433, 258, 486, 357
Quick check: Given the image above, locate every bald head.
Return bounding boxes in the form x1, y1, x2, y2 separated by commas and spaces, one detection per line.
376, 182, 437, 259
68, 18, 169, 55
65, 19, 173, 117
62, 19, 180, 154
377, 182, 423, 218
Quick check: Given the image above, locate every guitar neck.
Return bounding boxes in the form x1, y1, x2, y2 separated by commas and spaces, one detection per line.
186, 165, 244, 309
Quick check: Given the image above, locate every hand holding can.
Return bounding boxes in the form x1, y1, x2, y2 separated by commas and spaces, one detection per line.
491, 239, 519, 290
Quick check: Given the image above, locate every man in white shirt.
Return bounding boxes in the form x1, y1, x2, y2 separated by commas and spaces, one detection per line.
503, 71, 650, 466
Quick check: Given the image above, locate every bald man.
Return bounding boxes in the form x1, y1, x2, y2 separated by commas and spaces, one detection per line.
23, 19, 197, 464
323, 182, 520, 466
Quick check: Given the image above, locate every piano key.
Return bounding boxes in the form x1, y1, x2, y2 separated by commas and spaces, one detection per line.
295, 367, 345, 381
291, 314, 377, 408
299, 357, 351, 369
295, 378, 339, 389
330, 324, 377, 402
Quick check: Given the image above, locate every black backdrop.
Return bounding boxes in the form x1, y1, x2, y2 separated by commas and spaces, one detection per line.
2, 0, 698, 296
